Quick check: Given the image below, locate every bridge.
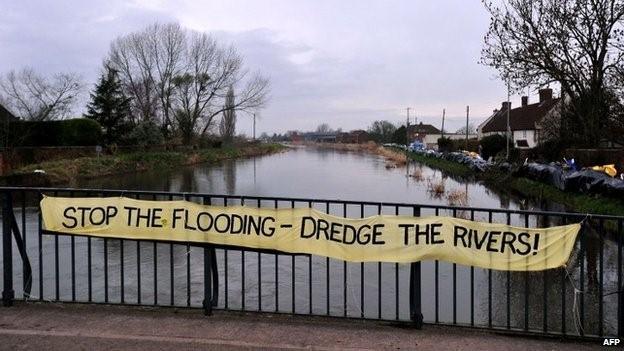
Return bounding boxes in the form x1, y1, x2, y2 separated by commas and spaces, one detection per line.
0, 187, 622, 348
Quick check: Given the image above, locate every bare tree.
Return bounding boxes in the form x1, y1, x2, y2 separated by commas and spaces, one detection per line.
456, 123, 476, 135
0, 68, 83, 121
315, 123, 332, 133
219, 86, 236, 144
481, 0, 624, 147
107, 22, 269, 144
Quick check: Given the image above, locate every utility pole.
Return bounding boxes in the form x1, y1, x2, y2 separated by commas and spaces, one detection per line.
253, 113, 256, 141
405, 107, 411, 175
441, 109, 445, 139
506, 81, 511, 161
405, 107, 411, 147
465, 105, 469, 150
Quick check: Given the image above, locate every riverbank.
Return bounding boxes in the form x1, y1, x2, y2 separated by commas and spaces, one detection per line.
309, 142, 624, 216
406, 150, 624, 216
2, 143, 286, 186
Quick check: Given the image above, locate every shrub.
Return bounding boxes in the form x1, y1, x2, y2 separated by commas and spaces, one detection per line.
528, 138, 565, 162
124, 120, 164, 147
437, 137, 454, 152
480, 134, 512, 160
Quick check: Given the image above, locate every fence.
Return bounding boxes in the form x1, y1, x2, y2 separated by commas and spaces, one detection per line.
1, 186, 623, 340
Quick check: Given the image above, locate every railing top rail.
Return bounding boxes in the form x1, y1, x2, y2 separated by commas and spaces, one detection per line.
1, 186, 623, 221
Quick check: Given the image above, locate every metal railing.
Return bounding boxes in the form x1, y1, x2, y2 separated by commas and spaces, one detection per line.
0, 186, 622, 340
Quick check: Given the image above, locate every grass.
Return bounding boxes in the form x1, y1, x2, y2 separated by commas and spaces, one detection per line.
446, 189, 468, 207
410, 167, 424, 181
6, 143, 286, 185
427, 178, 446, 197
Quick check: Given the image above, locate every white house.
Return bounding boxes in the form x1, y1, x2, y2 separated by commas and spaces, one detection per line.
409, 122, 476, 149
477, 89, 561, 149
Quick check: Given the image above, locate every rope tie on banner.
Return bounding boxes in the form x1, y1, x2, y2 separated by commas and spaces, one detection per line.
565, 263, 584, 336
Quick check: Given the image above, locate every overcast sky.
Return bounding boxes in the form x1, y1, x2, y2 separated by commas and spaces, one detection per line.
0, 0, 530, 135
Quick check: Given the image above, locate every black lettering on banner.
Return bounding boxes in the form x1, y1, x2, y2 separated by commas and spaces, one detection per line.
62, 207, 77, 229
516, 232, 532, 255
343, 224, 356, 244
183, 210, 196, 230
89, 207, 106, 226
472, 229, 489, 250
172, 208, 184, 229
248, 216, 261, 234
330, 222, 342, 243
124, 206, 138, 227
487, 231, 501, 252
261, 217, 275, 236
214, 213, 230, 233
372, 224, 385, 245
317, 219, 330, 240
399, 224, 411, 245
151, 208, 163, 228
356, 225, 371, 245
454, 226, 468, 247
230, 214, 243, 234
430, 223, 444, 244
300, 216, 316, 238
501, 231, 517, 254
197, 212, 214, 231
106, 206, 117, 225
415, 224, 430, 244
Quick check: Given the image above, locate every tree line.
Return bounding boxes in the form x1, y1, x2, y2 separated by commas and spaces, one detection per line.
0, 22, 269, 147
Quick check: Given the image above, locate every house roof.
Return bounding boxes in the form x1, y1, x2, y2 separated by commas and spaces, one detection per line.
408, 123, 441, 135
480, 98, 560, 133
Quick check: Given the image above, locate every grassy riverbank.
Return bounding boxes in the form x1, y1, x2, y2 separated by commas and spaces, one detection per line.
4, 143, 286, 186
406, 150, 624, 216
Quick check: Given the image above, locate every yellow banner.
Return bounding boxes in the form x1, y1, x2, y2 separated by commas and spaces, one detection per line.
40, 196, 580, 271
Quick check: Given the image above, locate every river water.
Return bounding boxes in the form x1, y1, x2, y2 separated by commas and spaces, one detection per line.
4, 146, 620, 336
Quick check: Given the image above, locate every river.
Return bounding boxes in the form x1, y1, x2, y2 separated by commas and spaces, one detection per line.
4, 145, 620, 336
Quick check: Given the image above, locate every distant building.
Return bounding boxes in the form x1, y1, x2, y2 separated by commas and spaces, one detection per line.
408, 122, 476, 149
336, 130, 369, 143
302, 132, 337, 143
477, 88, 561, 149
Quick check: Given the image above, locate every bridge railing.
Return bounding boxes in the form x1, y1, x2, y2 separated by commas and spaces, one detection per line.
1, 186, 623, 340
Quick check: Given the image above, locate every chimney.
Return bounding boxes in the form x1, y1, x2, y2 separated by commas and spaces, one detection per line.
539, 88, 552, 102
521, 96, 528, 107
501, 101, 511, 110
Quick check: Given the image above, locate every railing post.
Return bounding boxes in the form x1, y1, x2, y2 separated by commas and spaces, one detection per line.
409, 205, 423, 328
203, 245, 213, 315
2, 191, 14, 307
409, 262, 423, 328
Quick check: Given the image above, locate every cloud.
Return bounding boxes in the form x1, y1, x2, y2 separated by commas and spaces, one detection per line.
0, 0, 513, 134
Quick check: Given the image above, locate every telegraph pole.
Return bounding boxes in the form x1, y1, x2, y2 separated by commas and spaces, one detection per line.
405, 107, 411, 147
441, 109, 445, 139
405, 107, 411, 175
465, 105, 469, 150
506, 81, 511, 160
253, 113, 256, 141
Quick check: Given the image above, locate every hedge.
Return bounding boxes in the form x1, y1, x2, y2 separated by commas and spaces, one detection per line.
8, 118, 102, 147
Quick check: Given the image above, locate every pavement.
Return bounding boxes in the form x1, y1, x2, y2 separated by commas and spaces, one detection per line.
0, 302, 608, 350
